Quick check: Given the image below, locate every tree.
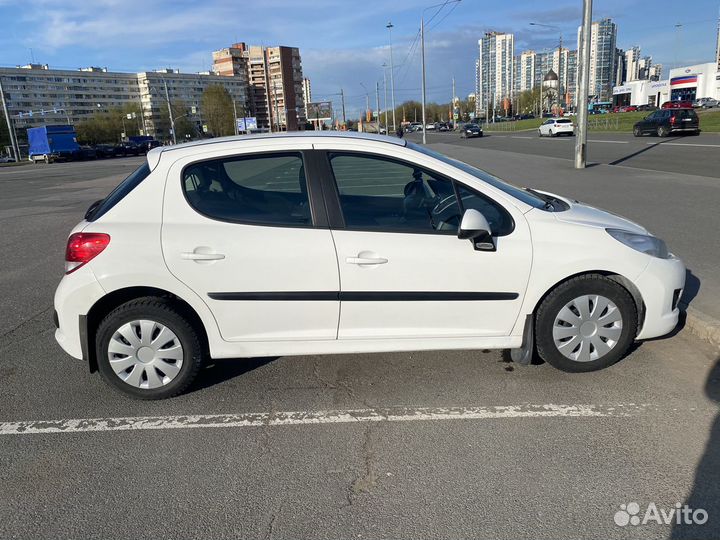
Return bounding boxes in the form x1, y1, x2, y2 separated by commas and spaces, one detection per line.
202, 85, 235, 137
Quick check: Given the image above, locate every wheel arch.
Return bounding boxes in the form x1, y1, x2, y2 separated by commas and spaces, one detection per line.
84, 286, 209, 373
527, 270, 645, 337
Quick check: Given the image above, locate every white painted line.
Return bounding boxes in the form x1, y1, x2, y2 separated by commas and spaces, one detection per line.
587, 140, 629, 144
511, 136, 533, 139
647, 142, 720, 148
0, 403, 648, 436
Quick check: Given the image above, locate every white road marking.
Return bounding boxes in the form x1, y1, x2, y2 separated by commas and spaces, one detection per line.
647, 142, 720, 148
0, 403, 648, 436
587, 140, 629, 144
511, 136, 533, 139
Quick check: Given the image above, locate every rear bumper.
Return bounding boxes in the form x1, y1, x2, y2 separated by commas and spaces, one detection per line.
634, 254, 686, 340
53, 266, 105, 360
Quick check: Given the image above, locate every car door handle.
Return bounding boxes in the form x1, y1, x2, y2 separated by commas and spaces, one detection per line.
346, 256, 388, 265
181, 252, 225, 261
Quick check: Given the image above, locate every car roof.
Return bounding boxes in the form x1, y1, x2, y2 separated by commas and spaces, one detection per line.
146, 131, 406, 170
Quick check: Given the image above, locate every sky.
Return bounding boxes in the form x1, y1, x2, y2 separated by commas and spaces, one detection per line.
1, 0, 718, 117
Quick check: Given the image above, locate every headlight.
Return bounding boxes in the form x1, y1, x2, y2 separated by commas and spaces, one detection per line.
606, 228, 669, 258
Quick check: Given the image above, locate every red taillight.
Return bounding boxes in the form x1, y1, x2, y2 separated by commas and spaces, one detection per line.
670, 115, 676, 124
65, 232, 110, 274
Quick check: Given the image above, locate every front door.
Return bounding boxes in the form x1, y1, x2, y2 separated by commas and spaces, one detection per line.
319, 150, 532, 340
162, 147, 340, 342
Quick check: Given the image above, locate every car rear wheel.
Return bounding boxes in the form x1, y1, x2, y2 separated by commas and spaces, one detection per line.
96, 297, 204, 399
657, 126, 669, 137
535, 275, 637, 372
538, 129, 543, 137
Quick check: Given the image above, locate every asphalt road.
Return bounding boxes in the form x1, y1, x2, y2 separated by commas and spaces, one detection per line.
1, 157, 719, 540
411, 130, 720, 179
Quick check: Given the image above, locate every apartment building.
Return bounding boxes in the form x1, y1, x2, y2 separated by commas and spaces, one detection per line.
475, 31, 514, 115
0, 64, 247, 140
137, 69, 247, 139
213, 43, 306, 131
579, 18, 618, 102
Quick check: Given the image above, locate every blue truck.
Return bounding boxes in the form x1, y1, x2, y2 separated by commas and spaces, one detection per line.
27, 125, 80, 163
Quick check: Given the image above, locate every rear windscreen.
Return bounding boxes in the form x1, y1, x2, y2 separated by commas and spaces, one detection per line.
86, 162, 151, 221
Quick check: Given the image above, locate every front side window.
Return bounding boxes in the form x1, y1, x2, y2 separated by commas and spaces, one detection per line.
182, 153, 311, 226
328, 153, 513, 236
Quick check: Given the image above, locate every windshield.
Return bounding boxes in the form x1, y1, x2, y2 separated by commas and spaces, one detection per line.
408, 142, 548, 209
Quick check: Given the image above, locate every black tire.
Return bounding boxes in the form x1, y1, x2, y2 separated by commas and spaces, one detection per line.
657, 126, 669, 138
633, 127, 642, 137
96, 297, 204, 399
535, 275, 637, 373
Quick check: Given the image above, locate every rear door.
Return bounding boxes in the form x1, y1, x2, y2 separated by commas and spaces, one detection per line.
161, 145, 340, 342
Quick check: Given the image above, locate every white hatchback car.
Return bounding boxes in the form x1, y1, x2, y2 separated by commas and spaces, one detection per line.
54, 132, 685, 399
538, 118, 575, 137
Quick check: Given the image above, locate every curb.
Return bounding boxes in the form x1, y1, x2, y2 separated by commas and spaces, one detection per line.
681, 304, 720, 349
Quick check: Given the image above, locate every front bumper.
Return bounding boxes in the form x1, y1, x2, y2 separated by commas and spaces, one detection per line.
634, 254, 686, 340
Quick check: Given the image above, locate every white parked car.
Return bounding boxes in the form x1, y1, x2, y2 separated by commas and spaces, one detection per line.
54, 132, 685, 399
538, 118, 575, 137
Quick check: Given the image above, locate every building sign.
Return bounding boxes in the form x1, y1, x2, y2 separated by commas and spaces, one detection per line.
613, 85, 632, 95
670, 75, 698, 86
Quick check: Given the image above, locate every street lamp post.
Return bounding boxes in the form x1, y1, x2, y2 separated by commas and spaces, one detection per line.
381, 63, 389, 132
386, 22, 397, 131
420, 0, 462, 144
575, 0, 593, 169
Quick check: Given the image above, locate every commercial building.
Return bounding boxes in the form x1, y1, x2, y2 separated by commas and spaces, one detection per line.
302, 77, 312, 110
0, 64, 247, 140
212, 43, 306, 131
579, 18, 618, 102
611, 62, 719, 107
475, 31, 514, 116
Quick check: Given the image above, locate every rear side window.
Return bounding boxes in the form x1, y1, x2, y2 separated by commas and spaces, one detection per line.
86, 162, 150, 221
556, 119, 572, 124
182, 153, 311, 226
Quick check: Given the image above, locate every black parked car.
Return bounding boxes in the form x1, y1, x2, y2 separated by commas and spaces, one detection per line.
633, 108, 700, 137
114, 142, 141, 156
94, 144, 118, 158
74, 146, 97, 160
460, 123, 483, 138
137, 139, 161, 153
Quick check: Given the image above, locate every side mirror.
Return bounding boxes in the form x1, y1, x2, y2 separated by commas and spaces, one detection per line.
458, 209, 495, 251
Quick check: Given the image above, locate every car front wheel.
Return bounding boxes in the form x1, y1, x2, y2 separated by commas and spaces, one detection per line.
657, 126, 669, 137
633, 127, 642, 137
96, 297, 204, 399
535, 275, 637, 372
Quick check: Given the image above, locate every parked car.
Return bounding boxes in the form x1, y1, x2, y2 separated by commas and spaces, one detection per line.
661, 100, 693, 109
633, 108, 700, 137
53, 132, 684, 399
137, 139, 161, 153
460, 123, 483, 138
637, 104, 658, 112
75, 146, 97, 160
425, 123, 435, 130
692, 97, 718, 109
436, 122, 450, 132
115, 142, 141, 157
538, 118, 574, 137
94, 144, 118, 158
0, 155, 15, 163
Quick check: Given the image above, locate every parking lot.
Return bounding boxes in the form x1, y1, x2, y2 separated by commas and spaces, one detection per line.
1, 153, 719, 539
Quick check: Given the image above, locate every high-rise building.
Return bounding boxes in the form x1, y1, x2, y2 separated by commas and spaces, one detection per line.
213, 43, 306, 131
475, 31, 514, 116
579, 18, 618, 102
517, 50, 536, 92
716, 15, 720, 71
624, 46, 641, 81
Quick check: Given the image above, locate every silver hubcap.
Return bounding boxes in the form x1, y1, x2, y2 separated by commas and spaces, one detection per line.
107, 320, 184, 389
552, 295, 623, 362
